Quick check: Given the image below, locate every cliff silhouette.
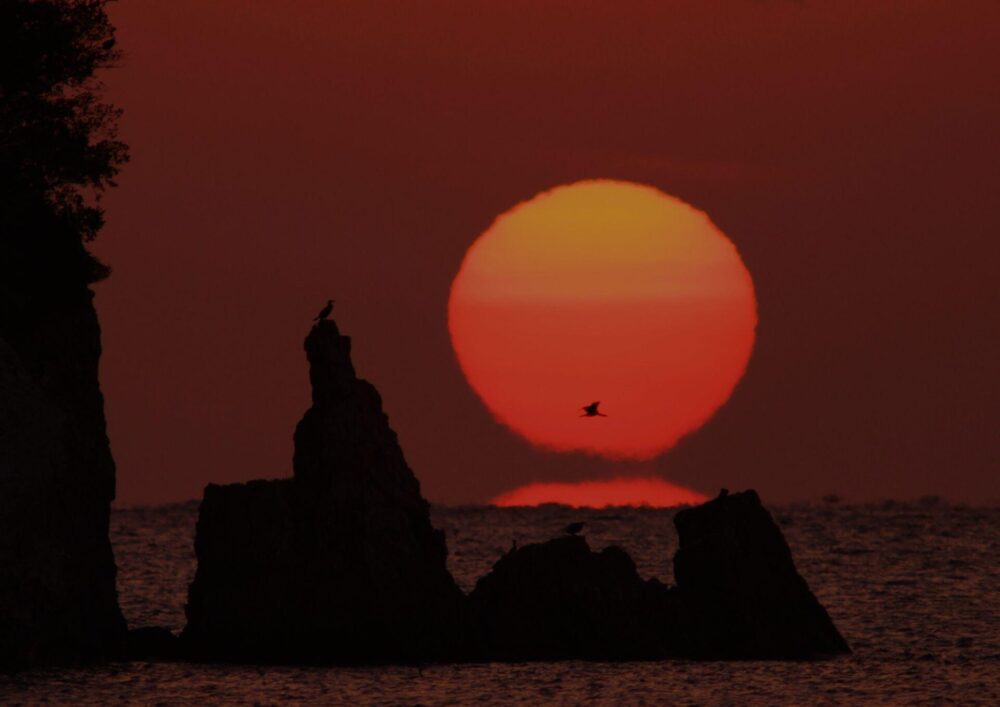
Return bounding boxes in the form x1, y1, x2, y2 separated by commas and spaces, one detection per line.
0, 291, 126, 665
1, 0, 128, 667
182, 320, 464, 662
178, 319, 849, 663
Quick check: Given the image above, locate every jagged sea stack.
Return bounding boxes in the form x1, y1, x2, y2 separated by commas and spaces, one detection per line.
672, 490, 850, 658
467, 536, 684, 660
182, 320, 464, 662
0, 291, 126, 666
466, 489, 849, 661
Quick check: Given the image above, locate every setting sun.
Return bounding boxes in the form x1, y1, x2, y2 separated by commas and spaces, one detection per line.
448, 180, 757, 459
490, 477, 709, 508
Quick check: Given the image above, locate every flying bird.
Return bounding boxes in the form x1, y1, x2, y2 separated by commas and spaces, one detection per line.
563, 522, 586, 536
580, 401, 607, 417
314, 299, 335, 321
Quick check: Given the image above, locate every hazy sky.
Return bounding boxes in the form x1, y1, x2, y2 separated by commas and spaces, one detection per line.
95, 1, 1000, 505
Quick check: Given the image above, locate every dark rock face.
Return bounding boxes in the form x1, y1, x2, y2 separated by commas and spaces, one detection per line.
181, 320, 846, 665
467, 491, 848, 661
467, 536, 684, 660
0, 290, 126, 666
672, 490, 850, 659
292, 319, 432, 519
183, 320, 464, 663
126, 627, 179, 661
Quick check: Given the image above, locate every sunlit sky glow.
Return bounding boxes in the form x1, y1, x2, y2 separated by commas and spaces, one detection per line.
491, 477, 709, 508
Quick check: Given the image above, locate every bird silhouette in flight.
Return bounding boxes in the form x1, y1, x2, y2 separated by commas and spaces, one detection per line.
314, 299, 335, 321
580, 401, 607, 417
563, 522, 586, 536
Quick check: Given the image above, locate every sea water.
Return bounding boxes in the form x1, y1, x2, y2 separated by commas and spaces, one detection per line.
2, 501, 998, 705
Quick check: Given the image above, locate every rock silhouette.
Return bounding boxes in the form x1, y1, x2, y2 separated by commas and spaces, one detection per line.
0, 291, 126, 666
1, 0, 128, 667
182, 319, 848, 664
126, 626, 180, 661
467, 490, 848, 660
467, 536, 683, 660
182, 320, 464, 662
672, 489, 850, 658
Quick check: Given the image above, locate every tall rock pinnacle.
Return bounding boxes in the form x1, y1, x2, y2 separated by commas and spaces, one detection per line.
293, 320, 425, 510
0, 290, 126, 666
183, 319, 463, 662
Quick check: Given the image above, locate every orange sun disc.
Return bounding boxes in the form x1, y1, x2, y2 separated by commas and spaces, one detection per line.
448, 180, 757, 459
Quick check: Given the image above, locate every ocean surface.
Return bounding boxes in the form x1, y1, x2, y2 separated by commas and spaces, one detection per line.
2, 500, 999, 705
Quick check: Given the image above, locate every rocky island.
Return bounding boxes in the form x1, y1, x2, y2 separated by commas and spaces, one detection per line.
1, 308, 848, 667
182, 320, 465, 662
179, 319, 849, 663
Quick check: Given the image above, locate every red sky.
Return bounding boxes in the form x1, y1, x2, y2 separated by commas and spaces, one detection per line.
95, 1, 1000, 505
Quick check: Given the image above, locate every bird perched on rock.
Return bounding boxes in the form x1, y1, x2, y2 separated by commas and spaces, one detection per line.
314, 299, 335, 321
580, 401, 607, 417
718, 488, 729, 499
563, 521, 585, 536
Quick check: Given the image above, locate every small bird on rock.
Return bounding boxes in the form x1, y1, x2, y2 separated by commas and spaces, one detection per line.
314, 299, 334, 321
563, 521, 586, 536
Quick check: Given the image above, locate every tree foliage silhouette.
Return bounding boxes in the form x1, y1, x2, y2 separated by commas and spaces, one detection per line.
0, 0, 127, 300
